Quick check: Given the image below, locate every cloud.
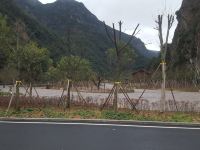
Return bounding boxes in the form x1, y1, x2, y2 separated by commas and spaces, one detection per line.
39, 0, 56, 4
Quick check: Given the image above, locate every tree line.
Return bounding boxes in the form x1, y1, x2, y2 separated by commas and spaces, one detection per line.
0, 14, 137, 86
0, 14, 93, 84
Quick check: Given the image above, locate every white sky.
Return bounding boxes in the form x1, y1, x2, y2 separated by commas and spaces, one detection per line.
39, 0, 183, 51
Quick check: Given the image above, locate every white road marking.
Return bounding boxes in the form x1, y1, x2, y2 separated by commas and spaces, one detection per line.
0, 121, 200, 130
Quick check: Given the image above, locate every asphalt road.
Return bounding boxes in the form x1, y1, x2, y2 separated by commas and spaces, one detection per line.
0, 121, 200, 150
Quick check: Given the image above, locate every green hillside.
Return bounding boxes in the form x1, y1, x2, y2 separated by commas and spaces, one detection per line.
0, 0, 158, 78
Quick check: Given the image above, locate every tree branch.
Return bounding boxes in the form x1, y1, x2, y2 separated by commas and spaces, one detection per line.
118, 21, 123, 41
163, 14, 174, 59
118, 23, 140, 53
156, 15, 164, 59
113, 23, 119, 57
103, 21, 114, 44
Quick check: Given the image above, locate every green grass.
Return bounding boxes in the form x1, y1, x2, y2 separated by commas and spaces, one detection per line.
102, 111, 133, 120
71, 110, 96, 119
169, 113, 193, 123
0, 107, 199, 123
0, 92, 11, 96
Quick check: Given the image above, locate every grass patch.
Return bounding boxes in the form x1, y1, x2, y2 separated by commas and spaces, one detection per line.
102, 111, 133, 120
0, 107, 199, 123
43, 108, 68, 118
169, 113, 193, 123
0, 92, 11, 96
71, 110, 96, 119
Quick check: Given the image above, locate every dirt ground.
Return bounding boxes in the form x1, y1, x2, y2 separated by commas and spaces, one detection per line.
1, 85, 200, 103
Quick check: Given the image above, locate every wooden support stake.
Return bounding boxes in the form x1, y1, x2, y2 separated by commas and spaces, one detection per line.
33, 86, 39, 98
101, 85, 116, 110
170, 88, 178, 112
74, 86, 87, 105
135, 89, 146, 107
15, 81, 20, 111
113, 83, 118, 112
66, 80, 71, 109
5, 84, 16, 116
119, 85, 136, 110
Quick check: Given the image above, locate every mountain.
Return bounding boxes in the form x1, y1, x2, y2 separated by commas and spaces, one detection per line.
0, 0, 158, 73
0, 0, 67, 59
171, 0, 200, 68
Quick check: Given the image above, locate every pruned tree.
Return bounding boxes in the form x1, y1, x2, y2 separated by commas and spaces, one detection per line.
104, 21, 139, 112
58, 56, 92, 109
155, 14, 174, 112
19, 42, 50, 96
106, 42, 136, 78
104, 21, 140, 80
46, 66, 62, 83
58, 56, 92, 81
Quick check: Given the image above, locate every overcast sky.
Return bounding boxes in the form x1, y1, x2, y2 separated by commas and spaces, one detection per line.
39, 0, 183, 50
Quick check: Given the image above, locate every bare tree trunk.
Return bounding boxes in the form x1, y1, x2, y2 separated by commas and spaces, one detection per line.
62, 80, 70, 110
104, 82, 106, 93
97, 78, 101, 90
29, 82, 32, 97
155, 14, 174, 112
161, 62, 166, 112
67, 81, 72, 109
15, 81, 20, 111
92, 76, 103, 91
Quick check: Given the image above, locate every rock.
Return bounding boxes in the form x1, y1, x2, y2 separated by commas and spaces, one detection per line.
171, 0, 200, 68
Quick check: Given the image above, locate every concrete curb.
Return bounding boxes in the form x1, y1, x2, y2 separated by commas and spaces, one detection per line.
1, 117, 200, 128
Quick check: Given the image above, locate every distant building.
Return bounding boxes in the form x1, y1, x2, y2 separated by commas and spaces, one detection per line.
132, 69, 151, 82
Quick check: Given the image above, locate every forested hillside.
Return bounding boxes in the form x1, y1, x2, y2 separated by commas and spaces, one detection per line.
0, 0, 158, 83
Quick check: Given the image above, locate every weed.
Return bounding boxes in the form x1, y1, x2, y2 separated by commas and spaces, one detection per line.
102, 111, 133, 120
169, 113, 193, 122
43, 108, 68, 118
72, 110, 96, 119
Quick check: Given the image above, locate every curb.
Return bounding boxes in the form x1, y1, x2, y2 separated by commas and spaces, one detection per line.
1, 117, 200, 128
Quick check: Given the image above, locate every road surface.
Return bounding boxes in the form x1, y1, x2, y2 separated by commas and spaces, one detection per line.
0, 121, 200, 150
